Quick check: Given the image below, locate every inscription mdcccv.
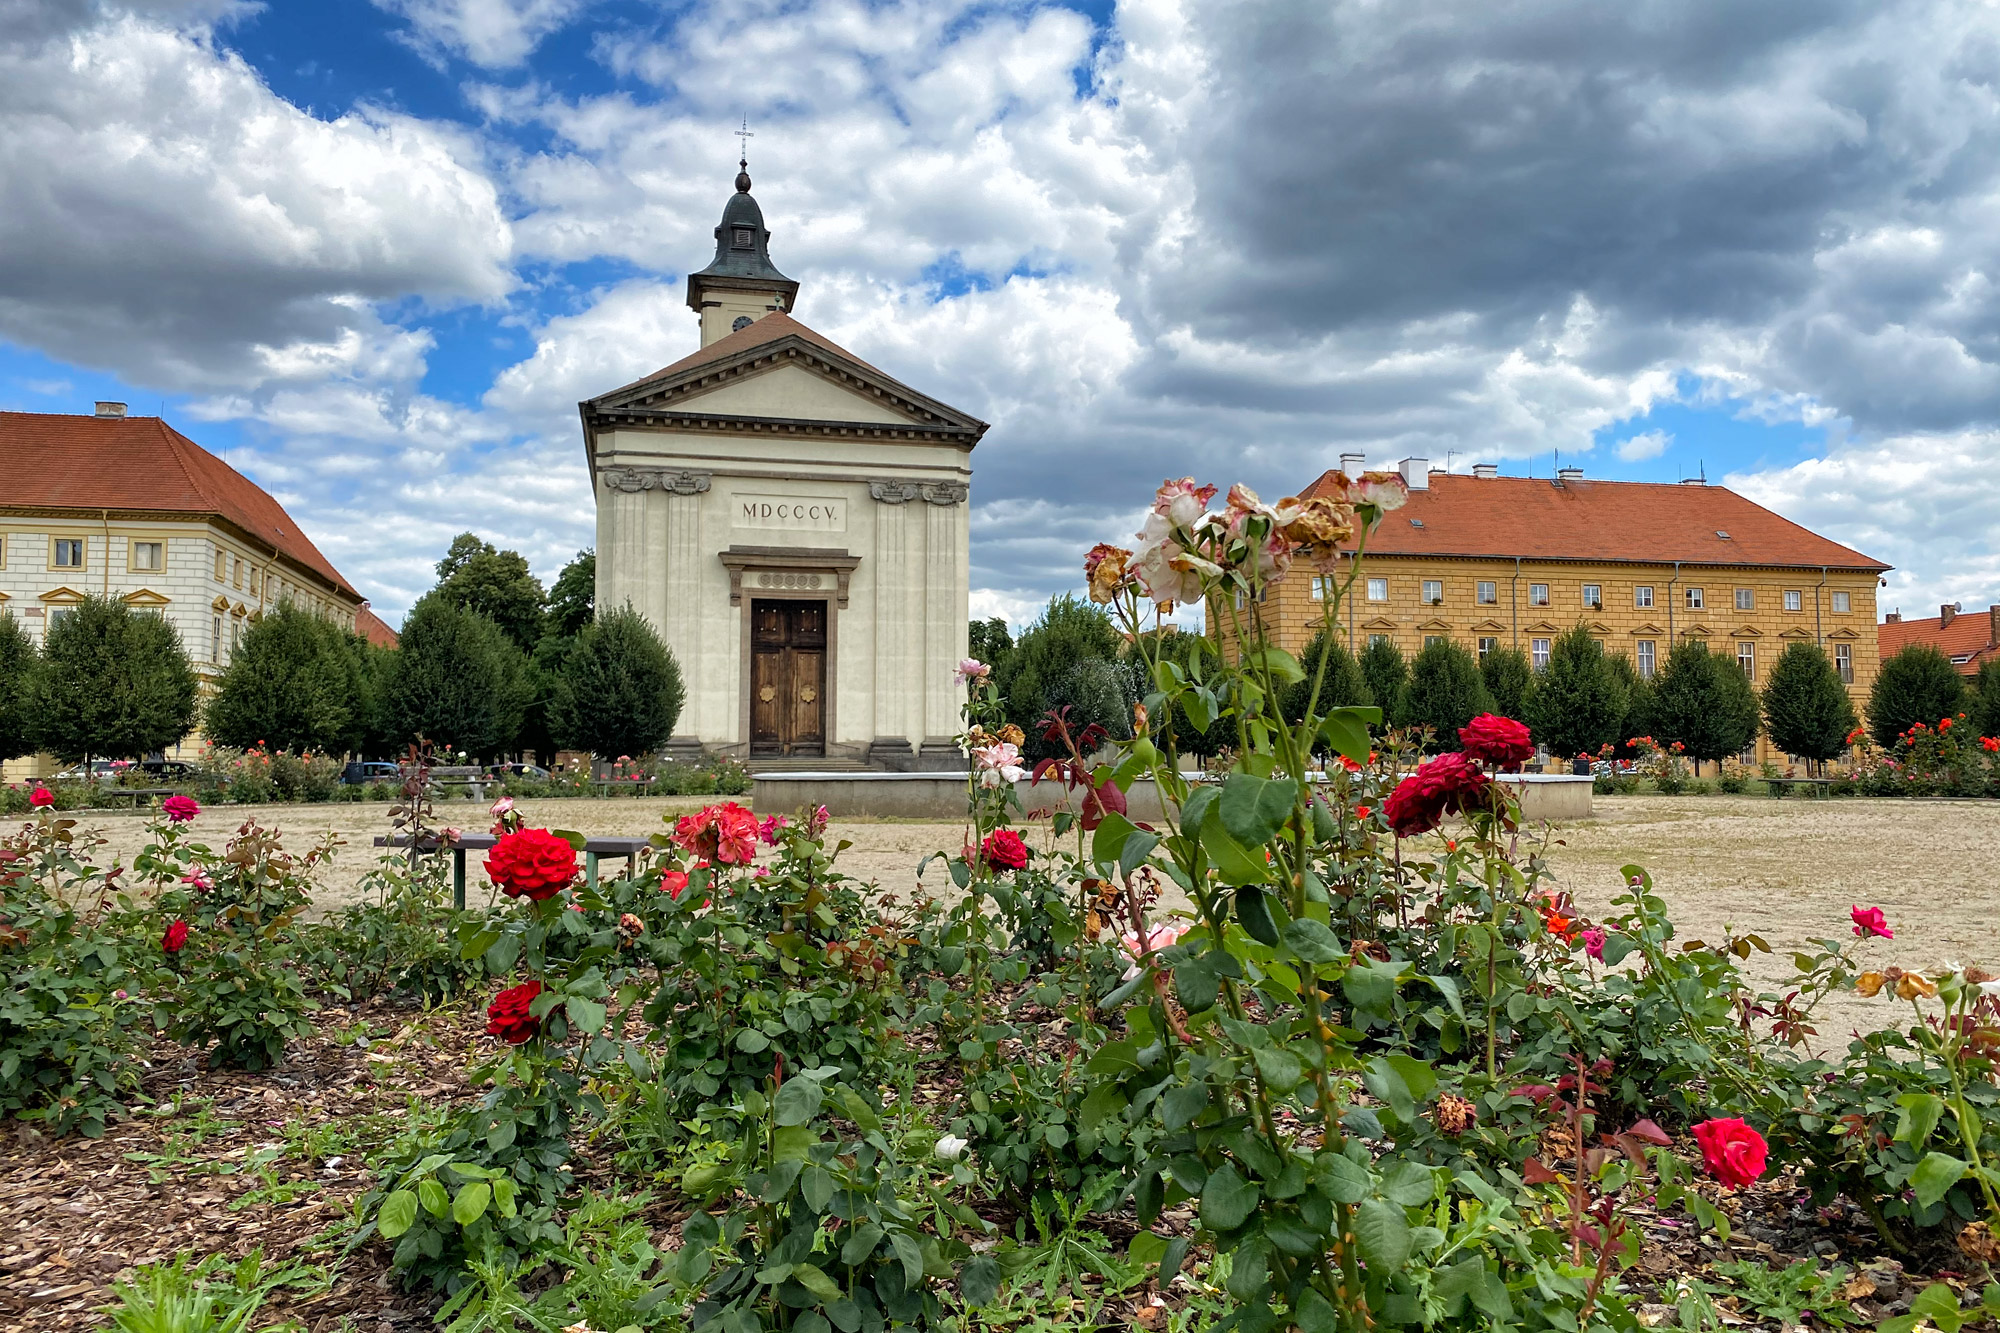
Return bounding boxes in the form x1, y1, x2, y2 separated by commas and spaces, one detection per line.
734, 493, 846, 532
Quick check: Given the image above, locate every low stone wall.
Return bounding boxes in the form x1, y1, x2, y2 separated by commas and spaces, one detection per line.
751, 772, 1194, 822
1494, 773, 1595, 821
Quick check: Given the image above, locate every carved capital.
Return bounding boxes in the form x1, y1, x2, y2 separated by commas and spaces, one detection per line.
601, 467, 712, 495
868, 480, 923, 505
920, 481, 969, 506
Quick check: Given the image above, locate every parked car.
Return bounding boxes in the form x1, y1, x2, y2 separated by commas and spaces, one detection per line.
53, 760, 122, 782
342, 761, 402, 785
487, 762, 549, 781
139, 759, 196, 780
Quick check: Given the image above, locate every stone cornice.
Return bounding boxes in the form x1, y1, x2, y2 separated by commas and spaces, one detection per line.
590, 406, 979, 446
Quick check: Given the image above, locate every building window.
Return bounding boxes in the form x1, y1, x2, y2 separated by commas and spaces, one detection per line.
1685, 586, 1704, 610
213, 615, 224, 661
232, 558, 242, 589
1634, 585, 1654, 608
47, 605, 75, 635
1735, 588, 1754, 611
1368, 633, 1390, 649
1366, 578, 1388, 601
1831, 591, 1851, 613
1422, 579, 1443, 604
733, 227, 754, 248
1637, 640, 1656, 679
1835, 643, 1853, 684
1310, 575, 1328, 601
1424, 635, 1446, 649
1736, 642, 1755, 679
1478, 636, 1498, 660
1477, 580, 1496, 604
1784, 589, 1802, 612
1531, 637, 1551, 670
1528, 583, 1549, 606
52, 537, 84, 569
1582, 583, 1602, 608
215, 550, 227, 580
131, 540, 163, 572
249, 567, 261, 597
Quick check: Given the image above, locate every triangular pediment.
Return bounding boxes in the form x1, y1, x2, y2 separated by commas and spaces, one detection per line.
39, 586, 84, 605
1732, 624, 1763, 638
583, 314, 986, 441
1778, 626, 1813, 639
1360, 616, 1398, 631
122, 589, 171, 608
1524, 620, 1560, 634
1681, 623, 1713, 637
1629, 622, 1664, 636
1826, 627, 1861, 640
212, 595, 233, 611
1416, 617, 1453, 632
1584, 620, 1610, 634
1469, 618, 1508, 632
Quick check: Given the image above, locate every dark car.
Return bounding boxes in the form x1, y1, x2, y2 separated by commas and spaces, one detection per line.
140, 758, 196, 780
487, 762, 550, 781
342, 761, 402, 785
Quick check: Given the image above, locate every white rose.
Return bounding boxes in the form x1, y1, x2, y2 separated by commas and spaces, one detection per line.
935, 1134, 970, 1161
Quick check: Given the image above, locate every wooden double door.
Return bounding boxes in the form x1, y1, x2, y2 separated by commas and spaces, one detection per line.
750, 599, 826, 756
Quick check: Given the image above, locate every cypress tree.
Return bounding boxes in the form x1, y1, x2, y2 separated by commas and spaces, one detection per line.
1282, 630, 1374, 725
1358, 638, 1410, 730
0, 611, 36, 763
1761, 641, 1860, 767
1138, 629, 1230, 759
1971, 659, 2000, 739
28, 595, 198, 764
1481, 647, 1532, 722
204, 603, 367, 754
1526, 626, 1628, 762
552, 605, 685, 760
1405, 639, 1493, 748
382, 595, 529, 761
1649, 640, 1761, 770
1868, 644, 1968, 748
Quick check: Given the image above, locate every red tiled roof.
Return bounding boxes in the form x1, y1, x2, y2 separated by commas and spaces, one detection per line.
1303, 472, 1890, 572
0, 411, 360, 600
357, 605, 400, 649
1879, 604, 1999, 676
593, 310, 891, 402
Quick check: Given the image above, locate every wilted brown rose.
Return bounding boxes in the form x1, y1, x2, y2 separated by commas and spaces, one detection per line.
1084, 543, 1133, 604
1433, 1094, 1477, 1135
1961, 1222, 2000, 1265
1276, 495, 1356, 566
996, 723, 1025, 747
1855, 972, 1887, 997
1896, 972, 1939, 1000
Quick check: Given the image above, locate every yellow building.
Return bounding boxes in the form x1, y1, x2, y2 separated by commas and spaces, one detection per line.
1222, 459, 1890, 765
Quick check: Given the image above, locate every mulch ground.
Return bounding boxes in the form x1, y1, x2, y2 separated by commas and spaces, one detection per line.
0, 996, 1984, 1331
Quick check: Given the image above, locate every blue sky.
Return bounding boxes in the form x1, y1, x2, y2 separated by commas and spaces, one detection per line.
4, 0, 1998, 627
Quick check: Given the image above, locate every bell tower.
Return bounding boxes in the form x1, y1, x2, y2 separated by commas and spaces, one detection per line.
686, 160, 801, 346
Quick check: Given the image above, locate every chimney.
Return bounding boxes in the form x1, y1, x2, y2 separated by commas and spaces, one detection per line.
1398, 457, 1429, 491
1556, 465, 1585, 483
1472, 463, 1498, 478
94, 401, 127, 418
1340, 452, 1366, 475
1941, 602, 1959, 628
1990, 603, 2000, 648
1885, 611, 1901, 624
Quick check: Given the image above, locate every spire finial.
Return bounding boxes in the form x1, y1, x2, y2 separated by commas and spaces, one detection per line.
734, 117, 754, 192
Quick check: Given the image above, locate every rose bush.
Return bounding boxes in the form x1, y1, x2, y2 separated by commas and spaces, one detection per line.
483, 826, 579, 901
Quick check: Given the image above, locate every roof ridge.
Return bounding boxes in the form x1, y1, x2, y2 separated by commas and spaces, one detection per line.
156, 418, 221, 512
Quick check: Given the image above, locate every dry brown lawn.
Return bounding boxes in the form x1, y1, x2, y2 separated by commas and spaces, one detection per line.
78, 791, 1998, 1042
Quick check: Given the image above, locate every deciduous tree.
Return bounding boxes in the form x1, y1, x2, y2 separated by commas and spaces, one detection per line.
552, 606, 685, 761
1868, 644, 1968, 748
204, 603, 368, 754
1405, 639, 1493, 748
1761, 641, 1860, 768
432, 533, 547, 653
1649, 639, 1761, 770
382, 595, 528, 760
0, 612, 37, 762
1481, 647, 1532, 722
1971, 658, 2000, 739
28, 596, 198, 764
1525, 626, 1628, 761
1358, 638, 1410, 730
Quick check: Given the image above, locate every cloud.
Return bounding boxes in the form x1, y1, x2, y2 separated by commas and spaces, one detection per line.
1616, 429, 1674, 462
371, 0, 586, 68
0, 9, 513, 393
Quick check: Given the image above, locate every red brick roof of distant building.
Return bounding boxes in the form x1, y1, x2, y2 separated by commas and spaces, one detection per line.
1878, 605, 1999, 676
357, 606, 400, 649
1302, 471, 1891, 572
0, 410, 360, 600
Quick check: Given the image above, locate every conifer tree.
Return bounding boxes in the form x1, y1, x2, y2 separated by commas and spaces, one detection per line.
1405, 639, 1493, 748
1971, 658, 2000, 739
1525, 626, 1628, 762
28, 596, 198, 764
0, 611, 36, 763
1605, 653, 1652, 750
1358, 638, 1410, 730
552, 606, 685, 760
1761, 641, 1860, 768
1868, 644, 1968, 748
995, 595, 1126, 756
1282, 630, 1374, 725
382, 595, 529, 760
1481, 647, 1532, 722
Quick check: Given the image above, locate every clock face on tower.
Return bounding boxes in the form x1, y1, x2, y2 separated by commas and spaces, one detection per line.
733, 315, 754, 332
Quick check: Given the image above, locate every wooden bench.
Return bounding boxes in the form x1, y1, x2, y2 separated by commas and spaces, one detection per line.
372, 833, 653, 909
1765, 777, 1834, 798
90, 786, 178, 810
429, 766, 490, 801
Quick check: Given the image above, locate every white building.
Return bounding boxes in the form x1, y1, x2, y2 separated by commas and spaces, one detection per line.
581, 162, 986, 768
0, 404, 392, 777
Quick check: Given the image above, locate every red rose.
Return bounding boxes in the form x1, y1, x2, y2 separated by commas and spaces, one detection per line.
29, 787, 53, 809
1850, 905, 1893, 939
1691, 1117, 1767, 1188
1384, 752, 1496, 838
486, 980, 545, 1044
672, 802, 761, 865
981, 829, 1028, 872
1458, 714, 1534, 769
161, 794, 200, 823
484, 828, 578, 901
661, 869, 691, 899
162, 919, 189, 953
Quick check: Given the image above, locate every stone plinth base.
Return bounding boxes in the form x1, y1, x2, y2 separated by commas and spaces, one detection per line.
1494, 773, 1595, 821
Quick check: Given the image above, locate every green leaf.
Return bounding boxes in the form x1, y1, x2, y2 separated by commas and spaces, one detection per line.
1912, 1152, 1969, 1209
1200, 1162, 1260, 1232
1244, 645, 1307, 685
451, 1182, 491, 1226
418, 1178, 449, 1218
775, 1077, 824, 1127
1159, 1236, 1191, 1285
959, 1254, 1001, 1307
841, 1223, 884, 1266
1090, 812, 1140, 868
1283, 918, 1343, 964
1120, 828, 1161, 879
1235, 885, 1281, 946
772, 1124, 816, 1163
565, 997, 607, 1034
1379, 1161, 1438, 1207
1912, 1283, 1967, 1333
1220, 773, 1298, 847
801, 1165, 835, 1212
1251, 1044, 1304, 1094
1318, 708, 1376, 764
1181, 686, 1218, 734
1200, 804, 1268, 886
1896, 1093, 1946, 1149
490, 1177, 517, 1218
735, 1029, 771, 1054
1362, 1057, 1414, 1122
889, 1232, 924, 1286
1354, 1198, 1412, 1272
792, 1262, 844, 1302
1296, 1289, 1341, 1333
1317, 1153, 1372, 1204
378, 1190, 418, 1238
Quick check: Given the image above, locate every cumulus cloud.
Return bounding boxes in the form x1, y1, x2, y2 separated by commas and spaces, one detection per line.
1616, 430, 1674, 462
372, 0, 587, 68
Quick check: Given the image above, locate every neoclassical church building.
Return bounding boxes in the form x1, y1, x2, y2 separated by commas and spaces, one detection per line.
581, 161, 986, 768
